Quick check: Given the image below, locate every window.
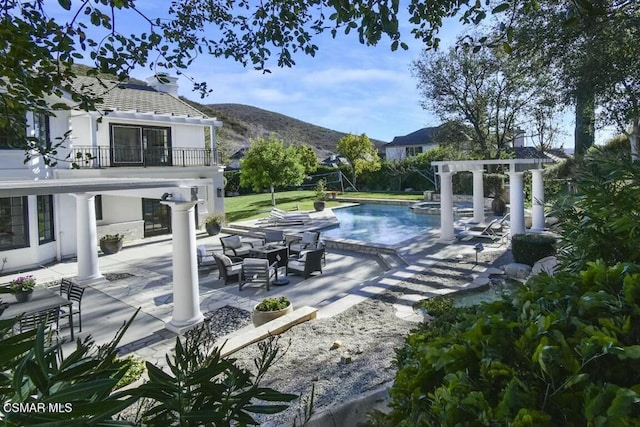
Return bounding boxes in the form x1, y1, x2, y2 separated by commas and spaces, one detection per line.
0, 197, 29, 250
0, 113, 26, 150
32, 112, 50, 147
37, 195, 54, 244
405, 146, 423, 157
110, 124, 171, 166
95, 195, 103, 220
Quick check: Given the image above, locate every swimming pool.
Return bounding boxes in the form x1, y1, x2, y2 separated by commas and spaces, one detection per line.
321, 203, 441, 245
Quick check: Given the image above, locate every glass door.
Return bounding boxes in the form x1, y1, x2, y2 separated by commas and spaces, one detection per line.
142, 198, 171, 237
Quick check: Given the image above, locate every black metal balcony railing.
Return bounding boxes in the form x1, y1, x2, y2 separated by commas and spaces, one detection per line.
68, 146, 217, 168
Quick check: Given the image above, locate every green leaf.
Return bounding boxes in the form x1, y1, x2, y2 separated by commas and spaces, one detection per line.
58, 0, 71, 10
492, 3, 510, 13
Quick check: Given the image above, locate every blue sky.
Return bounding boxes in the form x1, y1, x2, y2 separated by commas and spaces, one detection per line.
49, 2, 614, 148
143, 23, 453, 143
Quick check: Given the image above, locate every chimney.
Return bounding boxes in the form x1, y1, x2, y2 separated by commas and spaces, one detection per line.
146, 74, 179, 96
513, 129, 525, 148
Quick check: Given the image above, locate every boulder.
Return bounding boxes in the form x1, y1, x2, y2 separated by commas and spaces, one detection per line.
503, 263, 532, 279
330, 340, 342, 350
531, 256, 558, 277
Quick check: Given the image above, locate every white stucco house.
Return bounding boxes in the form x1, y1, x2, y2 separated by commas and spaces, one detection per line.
384, 127, 439, 161
0, 75, 225, 274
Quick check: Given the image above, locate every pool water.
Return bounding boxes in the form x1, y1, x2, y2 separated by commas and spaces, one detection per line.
321, 204, 441, 245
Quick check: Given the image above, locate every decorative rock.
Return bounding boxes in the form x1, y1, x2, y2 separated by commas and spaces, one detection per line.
330, 340, 342, 350
340, 353, 352, 364
531, 256, 558, 277
503, 263, 532, 279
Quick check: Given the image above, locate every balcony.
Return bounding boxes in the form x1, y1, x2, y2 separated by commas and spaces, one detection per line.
68, 146, 217, 168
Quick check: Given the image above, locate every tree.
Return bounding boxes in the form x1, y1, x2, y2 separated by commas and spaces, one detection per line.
2, 1, 628, 165
336, 133, 381, 190
412, 47, 538, 158
240, 135, 305, 206
296, 144, 318, 175
511, 1, 640, 158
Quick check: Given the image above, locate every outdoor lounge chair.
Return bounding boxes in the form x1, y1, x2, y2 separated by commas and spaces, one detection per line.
220, 235, 255, 258
286, 248, 324, 279
197, 245, 217, 270
213, 253, 243, 285
239, 258, 278, 291
288, 231, 320, 256
456, 219, 503, 242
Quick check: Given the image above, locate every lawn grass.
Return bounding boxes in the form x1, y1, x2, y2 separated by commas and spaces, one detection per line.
224, 190, 423, 222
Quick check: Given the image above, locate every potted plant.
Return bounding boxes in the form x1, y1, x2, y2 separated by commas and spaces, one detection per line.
205, 213, 225, 236
313, 179, 326, 212
9, 275, 36, 302
252, 296, 293, 327
100, 234, 124, 255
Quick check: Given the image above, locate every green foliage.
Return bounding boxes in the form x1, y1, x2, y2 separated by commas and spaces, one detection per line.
385, 261, 640, 426
8, 275, 36, 293
137, 327, 296, 425
100, 234, 124, 242
240, 135, 305, 205
417, 296, 454, 317
511, 233, 557, 266
256, 296, 291, 312
205, 213, 225, 226
484, 173, 506, 197
296, 144, 319, 174
554, 147, 640, 273
0, 311, 141, 425
336, 133, 381, 188
116, 355, 146, 389
314, 179, 326, 201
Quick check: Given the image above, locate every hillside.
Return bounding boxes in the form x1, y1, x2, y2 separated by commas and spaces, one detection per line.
184, 102, 386, 160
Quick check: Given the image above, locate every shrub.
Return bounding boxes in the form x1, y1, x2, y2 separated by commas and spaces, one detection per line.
554, 147, 640, 273
383, 261, 640, 426
256, 296, 291, 311
511, 233, 557, 266
100, 233, 123, 242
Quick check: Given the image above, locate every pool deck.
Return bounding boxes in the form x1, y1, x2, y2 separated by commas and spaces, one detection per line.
0, 203, 509, 370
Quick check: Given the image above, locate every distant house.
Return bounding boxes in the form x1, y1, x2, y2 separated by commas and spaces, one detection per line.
384, 127, 439, 161
320, 154, 349, 168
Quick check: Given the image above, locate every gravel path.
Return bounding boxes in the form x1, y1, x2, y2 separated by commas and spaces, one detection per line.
232, 248, 513, 426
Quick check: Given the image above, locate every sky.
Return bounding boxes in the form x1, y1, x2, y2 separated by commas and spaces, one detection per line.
50, 2, 614, 148
141, 14, 462, 144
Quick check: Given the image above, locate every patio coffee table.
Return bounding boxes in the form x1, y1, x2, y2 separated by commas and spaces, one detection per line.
249, 245, 288, 268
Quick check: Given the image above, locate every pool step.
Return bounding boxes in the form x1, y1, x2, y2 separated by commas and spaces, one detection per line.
378, 252, 409, 270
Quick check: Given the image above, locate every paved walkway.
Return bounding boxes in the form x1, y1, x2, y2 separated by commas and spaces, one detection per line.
0, 218, 508, 368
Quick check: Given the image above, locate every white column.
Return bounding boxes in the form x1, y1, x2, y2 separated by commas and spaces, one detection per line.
472, 170, 485, 224
73, 193, 102, 283
162, 200, 204, 334
439, 172, 455, 242
507, 172, 525, 235
530, 169, 545, 232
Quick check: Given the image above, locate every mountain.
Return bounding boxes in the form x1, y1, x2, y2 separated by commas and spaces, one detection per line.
183, 102, 387, 159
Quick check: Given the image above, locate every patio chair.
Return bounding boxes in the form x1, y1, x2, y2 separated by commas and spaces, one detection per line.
19, 306, 61, 335
240, 258, 278, 292
60, 280, 86, 333
220, 235, 255, 258
286, 248, 324, 279
213, 253, 243, 285
197, 245, 217, 270
456, 219, 503, 242
262, 230, 286, 246
288, 231, 320, 256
